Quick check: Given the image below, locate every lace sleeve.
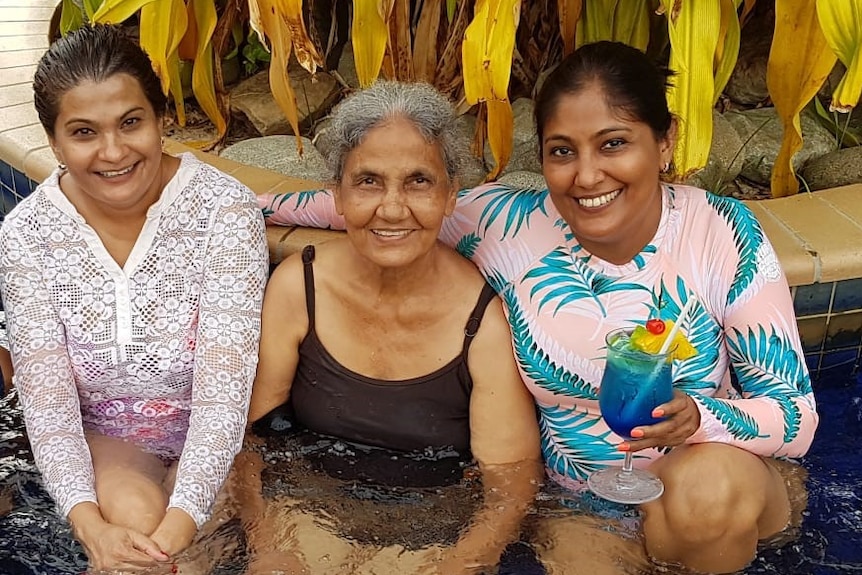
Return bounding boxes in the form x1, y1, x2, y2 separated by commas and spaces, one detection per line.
167, 173, 269, 527
0, 217, 97, 517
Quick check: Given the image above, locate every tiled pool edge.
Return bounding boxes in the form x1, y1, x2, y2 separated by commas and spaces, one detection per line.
1, 7, 861, 381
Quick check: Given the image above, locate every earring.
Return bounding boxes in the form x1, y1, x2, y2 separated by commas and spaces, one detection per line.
661, 162, 670, 174
58, 163, 66, 171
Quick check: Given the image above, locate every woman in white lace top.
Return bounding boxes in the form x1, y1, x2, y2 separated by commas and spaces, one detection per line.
0, 25, 268, 571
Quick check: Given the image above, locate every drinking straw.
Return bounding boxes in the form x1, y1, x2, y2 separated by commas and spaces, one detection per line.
658, 297, 697, 356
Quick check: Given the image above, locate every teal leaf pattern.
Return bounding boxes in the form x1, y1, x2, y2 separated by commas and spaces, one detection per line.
706, 193, 764, 306
474, 186, 550, 239
455, 233, 481, 260
500, 289, 596, 400
524, 247, 646, 316
726, 325, 811, 443
538, 404, 619, 480
695, 394, 767, 441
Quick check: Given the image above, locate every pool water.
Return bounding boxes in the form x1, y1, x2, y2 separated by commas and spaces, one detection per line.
0, 374, 860, 575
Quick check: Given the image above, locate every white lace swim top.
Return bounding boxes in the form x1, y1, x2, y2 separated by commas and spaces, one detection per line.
0, 153, 269, 526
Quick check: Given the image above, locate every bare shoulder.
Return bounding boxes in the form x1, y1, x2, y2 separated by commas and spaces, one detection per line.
437, 243, 489, 292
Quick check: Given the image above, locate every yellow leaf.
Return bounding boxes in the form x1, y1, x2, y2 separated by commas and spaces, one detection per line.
612, 0, 650, 51
767, 1, 836, 197
816, 0, 862, 112
663, 0, 721, 178
557, 0, 583, 56
486, 99, 513, 180
713, 0, 740, 103
82, 0, 101, 21
256, 0, 303, 152
413, 0, 442, 82
92, 0, 156, 24
282, 0, 324, 74
190, 0, 226, 140
462, 0, 521, 104
178, 0, 198, 61
352, 0, 389, 87
580, 0, 616, 44
139, 0, 188, 124
60, 0, 83, 35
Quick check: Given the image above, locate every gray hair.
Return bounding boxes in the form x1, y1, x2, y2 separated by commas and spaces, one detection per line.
325, 81, 464, 183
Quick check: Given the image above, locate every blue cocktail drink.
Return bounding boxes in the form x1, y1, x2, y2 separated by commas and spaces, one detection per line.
588, 327, 674, 504
600, 335, 674, 438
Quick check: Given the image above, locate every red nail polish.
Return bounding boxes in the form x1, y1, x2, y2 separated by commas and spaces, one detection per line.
652, 409, 664, 418
630, 429, 644, 438
618, 442, 630, 452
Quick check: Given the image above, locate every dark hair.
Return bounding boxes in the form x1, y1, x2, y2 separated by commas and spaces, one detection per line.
535, 41, 673, 151
33, 24, 168, 137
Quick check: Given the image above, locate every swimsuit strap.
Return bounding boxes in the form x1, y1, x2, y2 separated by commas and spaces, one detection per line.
461, 282, 498, 355
301, 245, 316, 330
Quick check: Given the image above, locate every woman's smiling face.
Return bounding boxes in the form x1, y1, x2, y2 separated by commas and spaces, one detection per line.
540, 81, 675, 265
48, 73, 165, 214
334, 117, 457, 271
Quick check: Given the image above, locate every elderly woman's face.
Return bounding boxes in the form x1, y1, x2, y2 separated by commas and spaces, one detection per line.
334, 117, 457, 270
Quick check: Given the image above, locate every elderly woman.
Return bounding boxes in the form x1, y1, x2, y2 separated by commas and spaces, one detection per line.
246, 81, 542, 574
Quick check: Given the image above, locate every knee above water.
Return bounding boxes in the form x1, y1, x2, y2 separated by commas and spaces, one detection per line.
656, 471, 762, 544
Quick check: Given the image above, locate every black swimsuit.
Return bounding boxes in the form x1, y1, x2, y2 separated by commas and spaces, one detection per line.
290, 245, 497, 454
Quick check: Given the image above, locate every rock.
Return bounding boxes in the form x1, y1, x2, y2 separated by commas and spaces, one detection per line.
724, 107, 835, 187
498, 171, 547, 191
220, 135, 329, 181
801, 146, 862, 191
454, 113, 488, 188
484, 97, 541, 176
724, 6, 773, 106
336, 41, 360, 90
683, 110, 745, 194
229, 69, 339, 136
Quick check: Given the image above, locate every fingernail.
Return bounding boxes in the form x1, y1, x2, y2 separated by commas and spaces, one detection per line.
652, 409, 664, 418
630, 429, 644, 438
617, 442, 630, 452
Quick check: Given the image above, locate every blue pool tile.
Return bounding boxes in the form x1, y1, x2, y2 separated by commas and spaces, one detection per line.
805, 353, 821, 375
797, 315, 828, 353
824, 311, 862, 351
794, 282, 834, 316
11, 167, 30, 198
0, 160, 11, 191
832, 278, 862, 314
816, 348, 859, 387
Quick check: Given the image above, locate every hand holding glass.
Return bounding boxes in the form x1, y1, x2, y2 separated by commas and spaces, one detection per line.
587, 327, 674, 504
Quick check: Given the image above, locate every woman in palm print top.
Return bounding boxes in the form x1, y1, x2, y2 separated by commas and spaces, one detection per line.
261, 42, 817, 573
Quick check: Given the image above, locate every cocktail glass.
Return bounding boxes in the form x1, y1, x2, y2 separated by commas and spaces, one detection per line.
587, 327, 674, 504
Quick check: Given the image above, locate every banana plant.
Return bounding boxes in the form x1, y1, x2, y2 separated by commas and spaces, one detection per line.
815, 0, 862, 113
248, 0, 323, 153
766, 0, 836, 197
462, 0, 521, 179
59, 0, 227, 145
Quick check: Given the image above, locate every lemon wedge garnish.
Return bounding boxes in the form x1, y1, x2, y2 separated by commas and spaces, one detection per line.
630, 321, 697, 361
